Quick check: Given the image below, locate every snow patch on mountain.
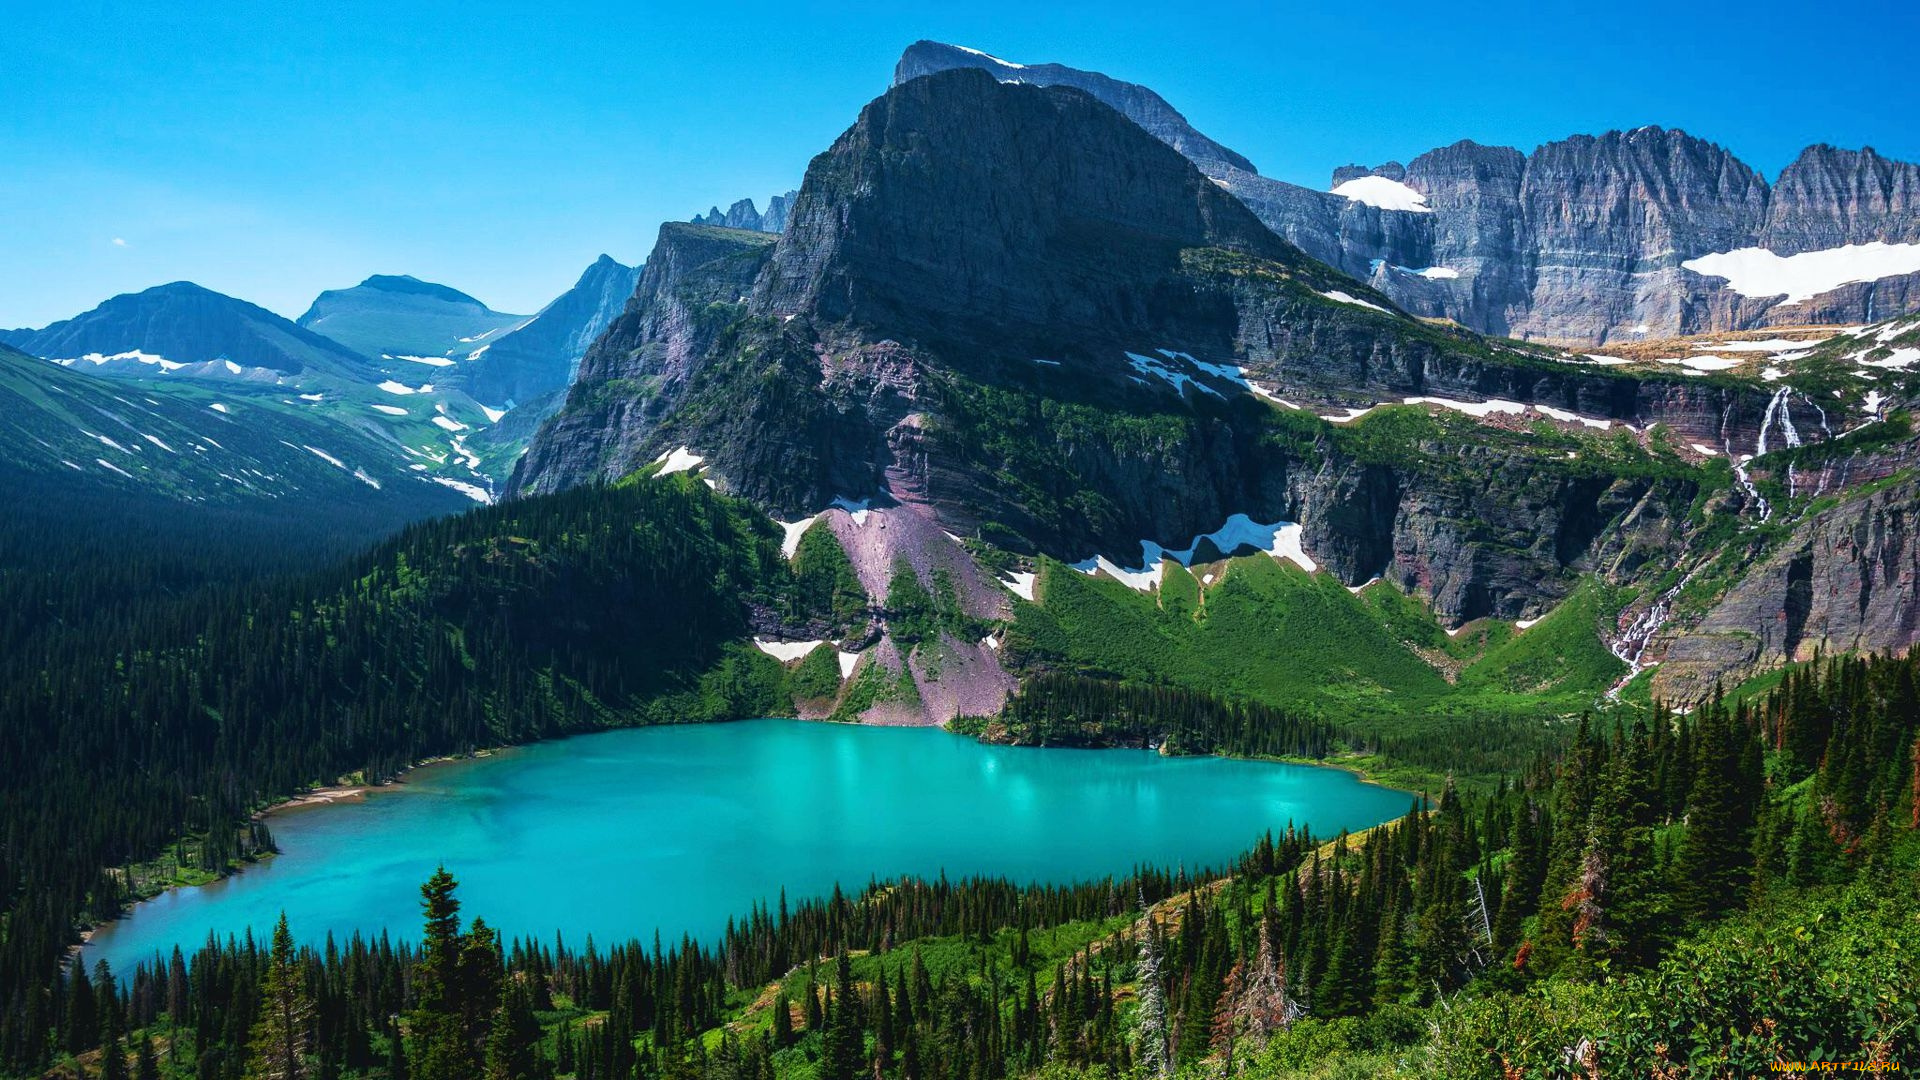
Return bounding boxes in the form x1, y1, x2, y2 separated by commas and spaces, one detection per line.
753, 639, 824, 662
1682, 242, 1920, 303
780, 516, 818, 559
1331, 175, 1432, 212
1318, 290, 1393, 314
1126, 351, 1224, 398
830, 496, 872, 525
1069, 514, 1318, 593
429, 477, 493, 503
654, 446, 704, 475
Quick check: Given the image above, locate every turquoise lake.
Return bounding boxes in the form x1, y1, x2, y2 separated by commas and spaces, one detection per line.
85, 719, 1414, 974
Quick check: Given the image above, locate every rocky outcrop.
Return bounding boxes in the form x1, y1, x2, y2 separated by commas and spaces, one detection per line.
518, 69, 1751, 629
756, 66, 1291, 348
893, 41, 1256, 176
1763, 146, 1920, 251
509, 224, 775, 495
1656, 475, 1920, 700
893, 43, 1920, 344
1512, 129, 1769, 343
691, 191, 798, 233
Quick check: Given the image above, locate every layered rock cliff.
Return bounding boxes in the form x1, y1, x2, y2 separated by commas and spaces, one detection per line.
893, 42, 1920, 345
515, 69, 1749, 629
1657, 473, 1920, 701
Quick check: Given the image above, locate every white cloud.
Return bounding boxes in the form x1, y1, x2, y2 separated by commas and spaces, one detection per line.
111, 237, 127, 247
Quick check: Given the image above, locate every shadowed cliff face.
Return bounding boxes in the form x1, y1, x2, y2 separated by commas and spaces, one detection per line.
514, 69, 1751, 630
755, 67, 1297, 352
892, 42, 1920, 345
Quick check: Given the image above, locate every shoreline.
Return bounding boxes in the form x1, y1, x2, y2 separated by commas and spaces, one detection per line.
75, 750, 497, 968
73, 721, 1414, 970
254, 750, 499, 819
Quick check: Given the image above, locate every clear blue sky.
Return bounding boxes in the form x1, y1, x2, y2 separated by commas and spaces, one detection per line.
4, 0, 1916, 328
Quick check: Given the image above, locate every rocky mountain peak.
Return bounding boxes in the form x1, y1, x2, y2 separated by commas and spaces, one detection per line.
353, 274, 495, 308
1764, 143, 1920, 250
894, 43, 1920, 342
1331, 161, 1406, 186
892, 41, 1258, 177
758, 66, 1292, 346
690, 191, 798, 233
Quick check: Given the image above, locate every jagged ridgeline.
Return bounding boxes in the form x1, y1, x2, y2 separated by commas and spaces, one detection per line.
895, 42, 1920, 345
512, 63, 1890, 718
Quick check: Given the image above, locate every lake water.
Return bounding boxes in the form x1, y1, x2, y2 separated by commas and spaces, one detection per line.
86, 719, 1413, 974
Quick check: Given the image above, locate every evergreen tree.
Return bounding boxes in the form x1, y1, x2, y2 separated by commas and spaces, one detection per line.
408, 869, 478, 1080
246, 913, 314, 1080
1677, 702, 1763, 920
480, 984, 539, 1080
818, 952, 863, 1080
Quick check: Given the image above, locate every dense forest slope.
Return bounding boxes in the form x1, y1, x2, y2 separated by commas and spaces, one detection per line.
14, 650, 1916, 1078
5, 40, 1920, 1080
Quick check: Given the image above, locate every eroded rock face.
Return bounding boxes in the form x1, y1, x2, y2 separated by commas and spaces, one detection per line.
1764, 146, 1920, 251
756, 66, 1290, 347
690, 192, 798, 233
891, 43, 1920, 344
509, 223, 776, 495
1657, 476, 1920, 701
1511, 129, 1770, 343
516, 68, 1775, 632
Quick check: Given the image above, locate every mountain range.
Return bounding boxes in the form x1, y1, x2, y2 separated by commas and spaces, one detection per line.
1, 281, 381, 381
896, 40, 1920, 345
5, 36, 1920, 1078
514, 61, 1919, 725
7, 39, 1918, 722
0, 253, 642, 506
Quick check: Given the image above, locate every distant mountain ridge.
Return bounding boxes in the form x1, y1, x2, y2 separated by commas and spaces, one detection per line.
1, 281, 380, 380
453, 254, 641, 407
894, 40, 1920, 344
296, 273, 528, 364
0, 338, 470, 517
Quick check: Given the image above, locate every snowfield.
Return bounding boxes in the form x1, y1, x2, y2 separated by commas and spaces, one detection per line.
1318, 289, 1393, 314
1682, 242, 1920, 303
1330, 175, 1432, 213
1069, 514, 1319, 593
